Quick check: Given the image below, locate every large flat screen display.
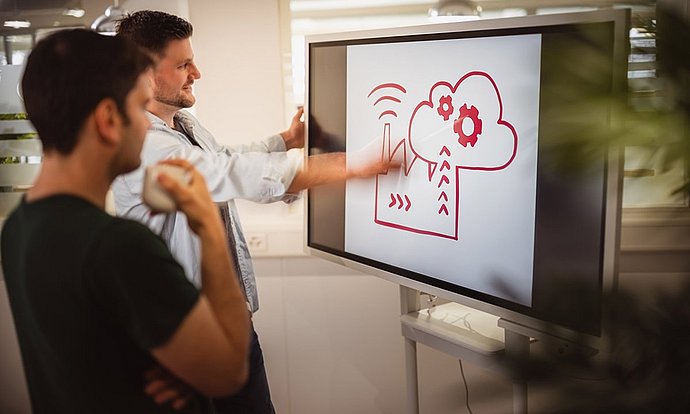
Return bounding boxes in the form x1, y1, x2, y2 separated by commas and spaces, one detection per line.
306, 10, 628, 341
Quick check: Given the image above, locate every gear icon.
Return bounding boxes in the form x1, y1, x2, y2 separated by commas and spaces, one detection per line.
437, 95, 454, 121
453, 104, 482, 147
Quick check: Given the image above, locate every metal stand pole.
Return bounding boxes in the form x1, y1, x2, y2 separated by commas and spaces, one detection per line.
504, 328, 530, 414
400, 286, 421, 414
405, 337, 420, 414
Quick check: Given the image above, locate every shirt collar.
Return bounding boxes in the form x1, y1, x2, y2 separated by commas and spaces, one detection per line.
146, 110, 195, 131
173, 111, 195, 133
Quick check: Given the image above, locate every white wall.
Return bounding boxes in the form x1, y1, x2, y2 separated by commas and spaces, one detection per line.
188, 0, 301, 229
189, 0, 288, 147
251, 257, 516, 414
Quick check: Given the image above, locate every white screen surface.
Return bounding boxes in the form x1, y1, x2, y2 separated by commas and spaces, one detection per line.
345, 34, 542, 306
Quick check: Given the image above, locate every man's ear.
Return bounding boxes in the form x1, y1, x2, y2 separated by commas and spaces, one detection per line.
93, 98, 122, 146
147, 68, 156, 89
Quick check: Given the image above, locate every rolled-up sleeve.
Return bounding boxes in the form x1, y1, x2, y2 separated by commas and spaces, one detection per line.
185, 144, 303, 203
136, 116, 303, 204
225, 134, 286, 154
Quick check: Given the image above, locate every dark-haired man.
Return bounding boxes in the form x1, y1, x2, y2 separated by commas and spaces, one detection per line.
112, 10, 392, 414
1, 29, 251, 413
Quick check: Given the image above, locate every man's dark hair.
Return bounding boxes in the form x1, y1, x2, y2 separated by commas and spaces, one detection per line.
116, 10, 193, 56
22, 29, 154, 155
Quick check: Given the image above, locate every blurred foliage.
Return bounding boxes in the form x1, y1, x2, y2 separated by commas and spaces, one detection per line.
654, 5, 690, 194
502, 7, 690, 412
0, 133, 37, 140
507, 282, 690, 413
0, 113, 28, 121
542, 5, 689, 198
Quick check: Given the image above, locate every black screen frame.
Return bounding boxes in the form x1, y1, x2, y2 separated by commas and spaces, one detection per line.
305, 9, 628, 347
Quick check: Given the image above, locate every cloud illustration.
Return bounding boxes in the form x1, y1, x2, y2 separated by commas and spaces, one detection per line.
407, 71, 518, 179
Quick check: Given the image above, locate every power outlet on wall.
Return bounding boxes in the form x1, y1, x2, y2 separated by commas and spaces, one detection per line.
247, 233, 268, 252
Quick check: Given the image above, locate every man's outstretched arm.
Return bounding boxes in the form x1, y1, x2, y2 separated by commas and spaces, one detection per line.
287, 152, 397, 193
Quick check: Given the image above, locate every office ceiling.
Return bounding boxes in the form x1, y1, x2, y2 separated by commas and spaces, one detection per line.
0, 0, 78, 13
291, 0, 655, 19
0, 0, 95, 37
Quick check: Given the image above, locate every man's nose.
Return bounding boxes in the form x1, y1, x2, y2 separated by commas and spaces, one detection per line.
189, 63, 201, 80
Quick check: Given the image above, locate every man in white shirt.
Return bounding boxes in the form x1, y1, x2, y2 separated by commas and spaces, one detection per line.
112, 10, 392, 414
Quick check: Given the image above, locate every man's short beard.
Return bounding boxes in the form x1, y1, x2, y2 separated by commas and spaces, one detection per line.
156, 94, 194, 109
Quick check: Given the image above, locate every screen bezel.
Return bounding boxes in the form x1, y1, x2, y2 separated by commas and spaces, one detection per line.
304, 9, 628, 350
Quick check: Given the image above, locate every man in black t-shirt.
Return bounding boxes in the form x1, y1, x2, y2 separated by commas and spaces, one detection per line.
0, 30, 251, 413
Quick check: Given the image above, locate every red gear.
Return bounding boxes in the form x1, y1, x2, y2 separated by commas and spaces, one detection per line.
453, 104, 482, 147
437, 95, 454, 121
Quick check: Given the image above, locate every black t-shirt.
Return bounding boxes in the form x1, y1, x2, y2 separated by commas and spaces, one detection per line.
0, 195, 212, 414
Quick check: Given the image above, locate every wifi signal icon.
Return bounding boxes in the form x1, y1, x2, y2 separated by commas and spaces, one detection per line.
368, 83, 407, 121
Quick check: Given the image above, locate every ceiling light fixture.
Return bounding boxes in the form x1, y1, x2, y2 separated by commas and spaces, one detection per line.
428, 0, 481, 22
91, 1, 126, 35
3, 20, 31, 29
63, 8, 86, 18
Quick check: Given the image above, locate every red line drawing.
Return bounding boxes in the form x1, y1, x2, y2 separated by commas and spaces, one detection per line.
378, 110, 398, 119
455, 104, 483, 147
369, 83, 407, 123
440, 160, 451, 171
367, 83, 407, 97
437, 95, 454, 120
386, 192, 413, 210
371, 71, 518, 240
388, 194, 396, 208
374, 95, 402, 105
